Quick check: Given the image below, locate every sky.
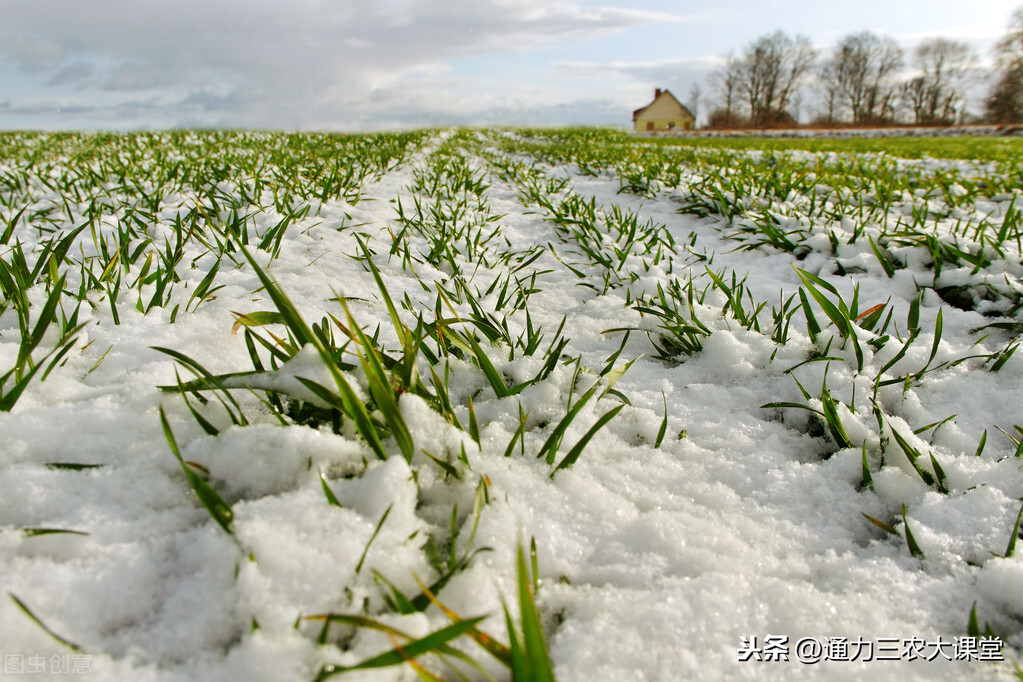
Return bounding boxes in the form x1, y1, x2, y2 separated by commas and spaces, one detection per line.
0, 0, 1020, 131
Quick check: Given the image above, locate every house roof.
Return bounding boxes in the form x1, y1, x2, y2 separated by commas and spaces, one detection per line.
632, 88, 694, 122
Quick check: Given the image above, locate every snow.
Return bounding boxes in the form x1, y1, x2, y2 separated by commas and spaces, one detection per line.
656, 124, 1023, 139
1, 129, 1021, 681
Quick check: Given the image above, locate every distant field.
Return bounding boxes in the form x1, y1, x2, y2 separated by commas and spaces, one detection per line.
656, 133, 1023, 162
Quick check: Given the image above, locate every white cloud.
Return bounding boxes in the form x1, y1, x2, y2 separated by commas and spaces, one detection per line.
3, 0, 1007, 130
0, 0, 671, 128
557, 56, 719, 82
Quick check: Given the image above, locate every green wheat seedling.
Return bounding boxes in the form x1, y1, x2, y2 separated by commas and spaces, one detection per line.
674, 163, 750, 222
873, 401, 949, 494
487, 270, 530, 314
352, 234, 439, 398
256, 204, 312, 261
966, 602, 1002, 643
705, 267, 768, 332
861, 504, 926, 559
336, 294, 416, 463
729, 210, 805, 254
433, 284, 569, 398
234, 247, 398, 460
309, 539, 556, 681
378, 484, 492, 615
868, 235, 899, 278
990, 500, 1023, 559
378, 538, 557, 681
500, 540, 558, 681
427, 362, 465, 432
159, 237, 485, 464
993, 425, 1023, 458
159, 405, 234, 534
524, 358, 629, 474
8, 592, 83, 652
436, 308, 565, 400
770, 291, 800, 349
184, 254, 225, 313
310, 613, 489, 680
495, 159, 673, 292
0, 270, 82, 411
620, 277, 712, 361
154, 347, 251, 429
617, 164, 659, 198
794, 266, 867, 371
870, 295, 986, 401
549, 401, 625, 477
763, 369, 855, 453
157, 244, 394, 459
355, 505, 393, 576
394, 148, 505, 278
309, 485, 501, 679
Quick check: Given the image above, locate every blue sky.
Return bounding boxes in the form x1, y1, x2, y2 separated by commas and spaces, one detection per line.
0, 0, 1018, 130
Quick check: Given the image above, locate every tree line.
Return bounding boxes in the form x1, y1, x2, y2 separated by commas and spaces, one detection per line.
696, 7, 1023, 129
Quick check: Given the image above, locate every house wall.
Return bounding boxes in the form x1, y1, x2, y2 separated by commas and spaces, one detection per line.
634, 118, 694, 132
634, 96, 694, 132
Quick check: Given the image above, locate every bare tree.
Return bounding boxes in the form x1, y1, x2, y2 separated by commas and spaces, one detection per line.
993, 6, 1023, 69
708, 53, 744, 128
987, 66, 1023, 122
901, 77, 932, 123
987, 7, 1023, 122
819, 31, 903, 124
736, 31, 817, 127
818, 65, 841, 125
903, 37, 977, 124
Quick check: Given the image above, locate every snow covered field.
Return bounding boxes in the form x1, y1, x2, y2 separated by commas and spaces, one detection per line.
1, 128, 1021, 681
645, 123, 1023, 139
